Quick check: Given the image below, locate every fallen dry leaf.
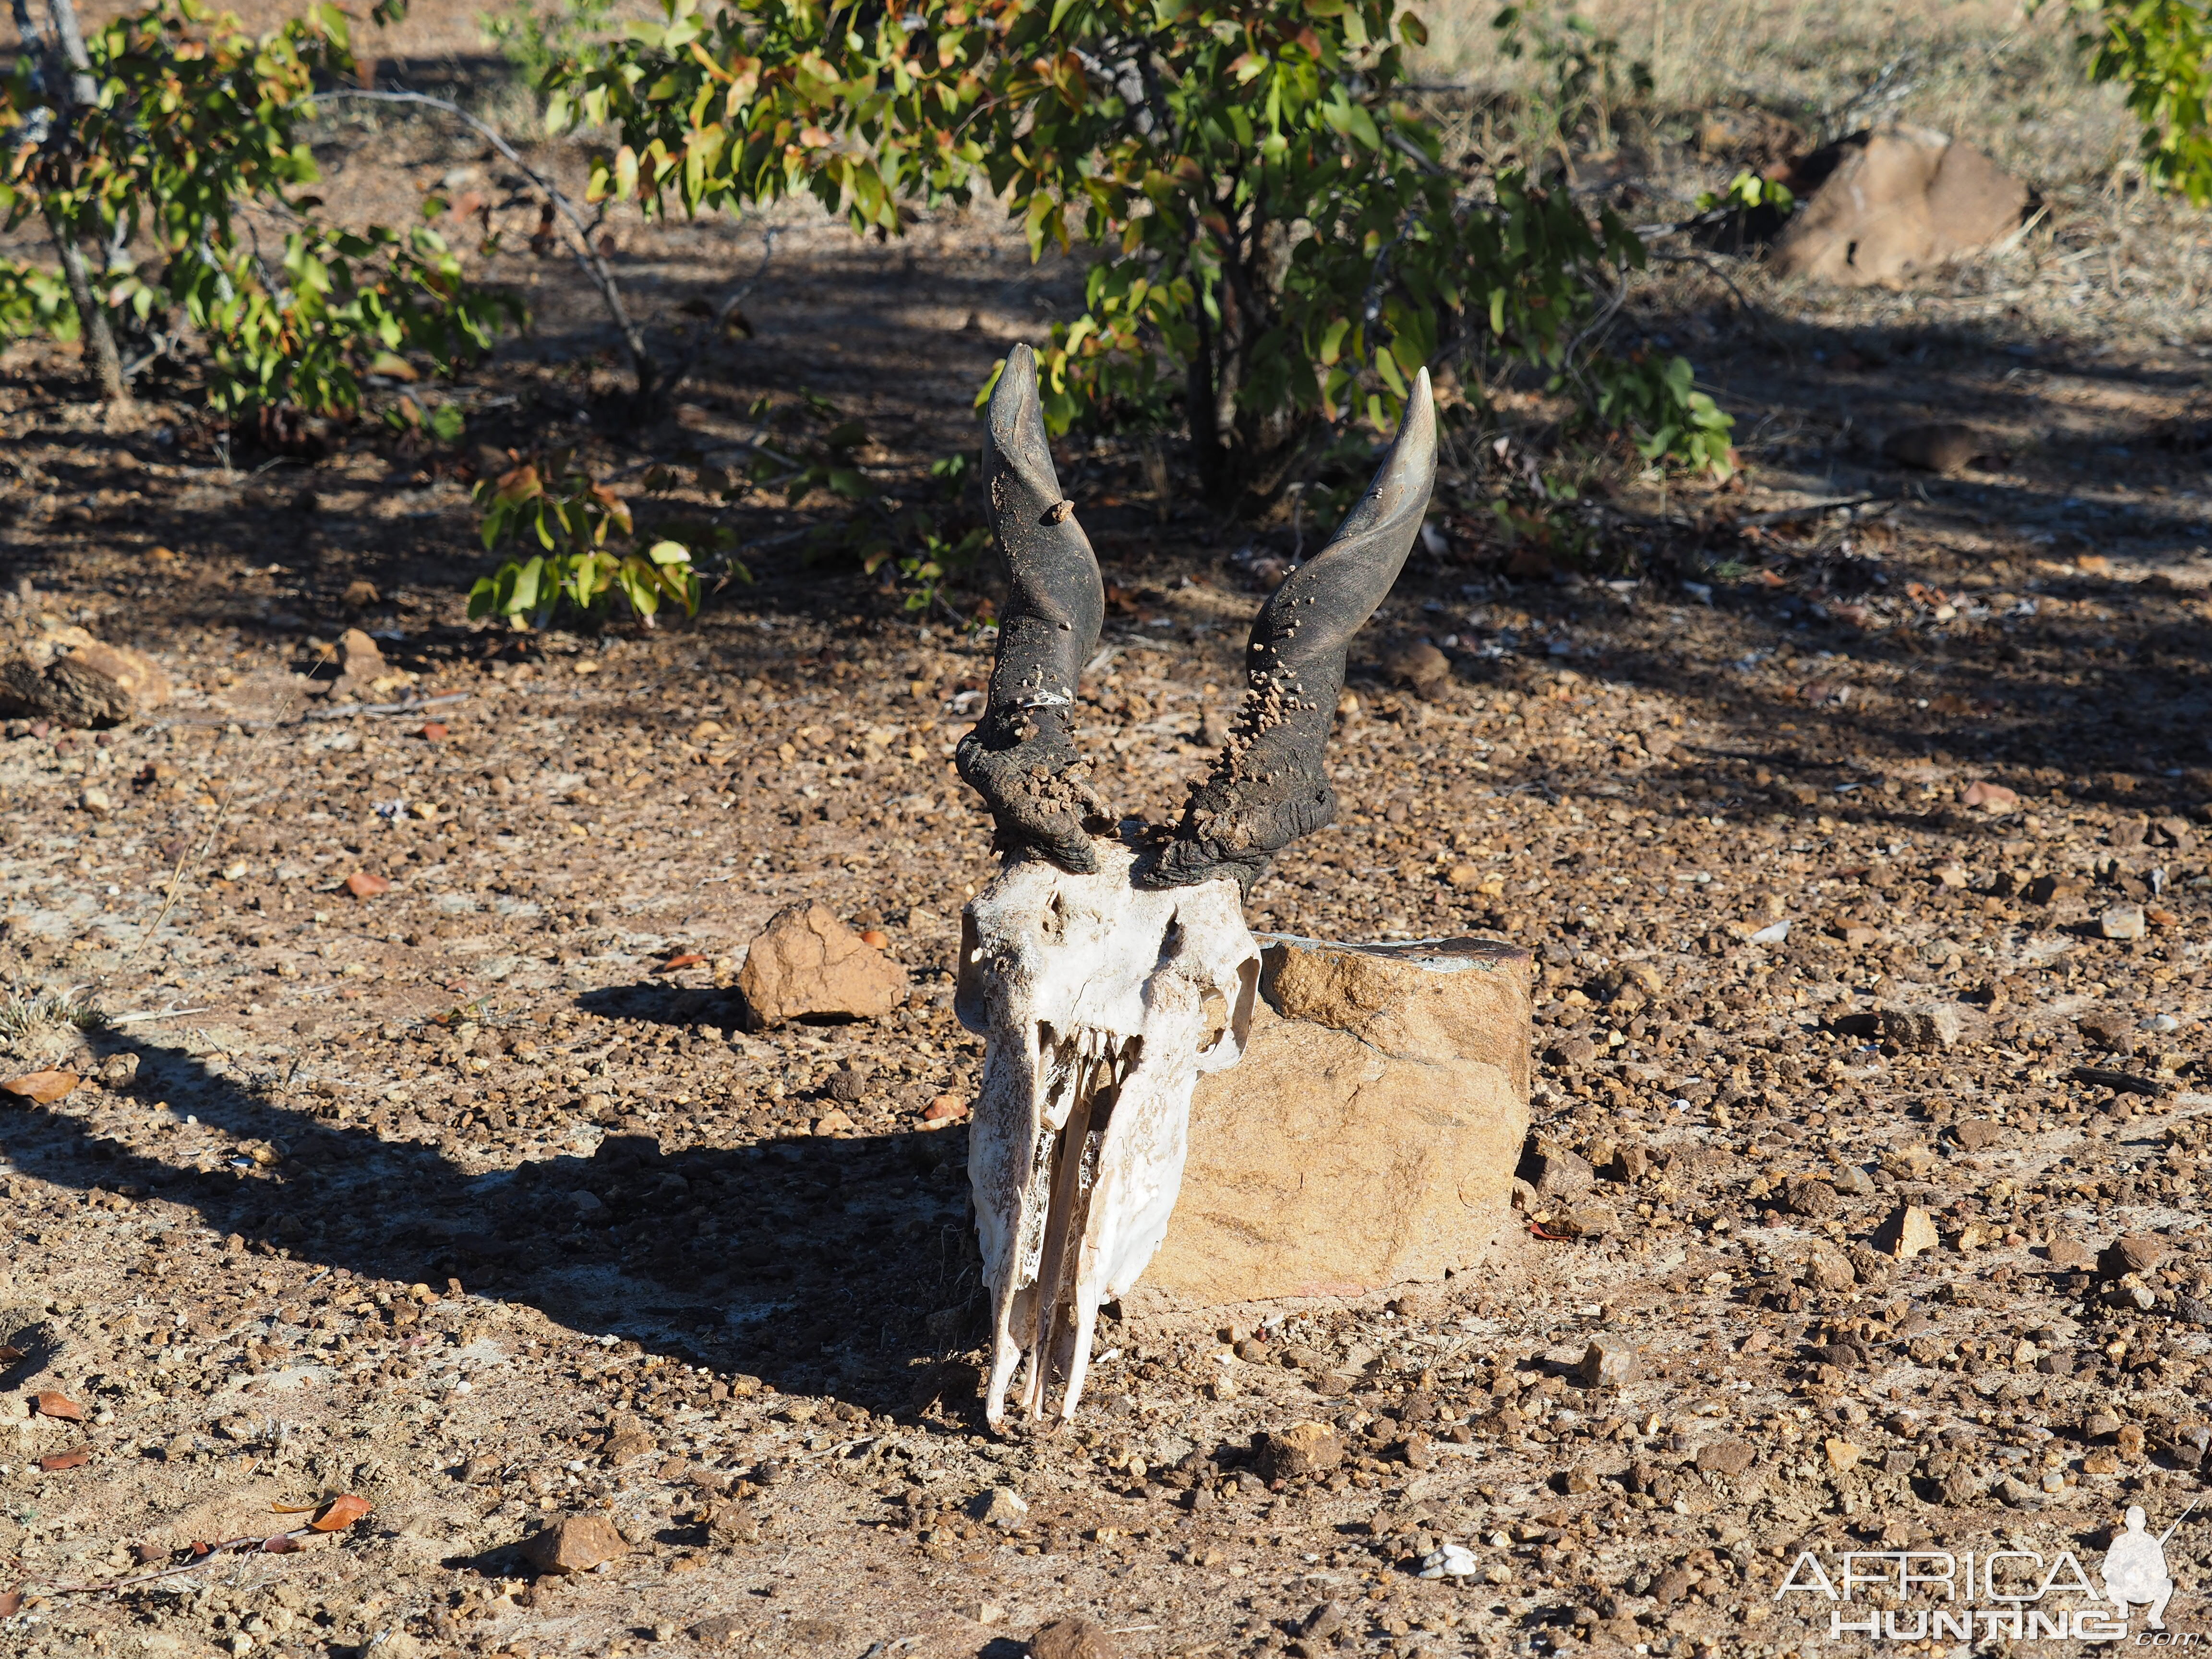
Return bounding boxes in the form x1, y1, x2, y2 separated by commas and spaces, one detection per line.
38, 1449, 89, 1471
31, 1392, 83, 1421
0, 1346, 24, 1365
657, 953, 707, 973
345, 872, 392, 899
0, 1589, 20, 1617
309, 1493, 373, 1532
421, 722, 449, 742
1, 1071, 79, 1105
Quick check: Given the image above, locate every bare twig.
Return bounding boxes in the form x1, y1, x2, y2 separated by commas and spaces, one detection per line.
1642, 249, 1792, 358
308, 87, 664, 406
300, 691, 469, 721
1737, 495, 1889, 527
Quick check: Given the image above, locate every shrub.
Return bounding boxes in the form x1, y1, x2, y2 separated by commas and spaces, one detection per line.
468, 450, 709, 629
0, 0, 518, 413
546, 0, 1734, 509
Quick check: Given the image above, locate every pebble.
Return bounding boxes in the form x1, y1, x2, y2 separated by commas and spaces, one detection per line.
1578, 1337, 1640, 1388
1878, 1204, 1940, 1259
2102, 1234, 2166, 1276
1417, 1543, 1479, 1579
2100, 903, 2147, 941
969, 1486, 1029, 1529
1694, 1438, 1755, 1476
2044, 1236, 2095, 1270
1030, 1617, 1118, 1659
1951, 1118, 2003, 1152
1259, 1420, 1343, 1480
521, 1513, 627, 1575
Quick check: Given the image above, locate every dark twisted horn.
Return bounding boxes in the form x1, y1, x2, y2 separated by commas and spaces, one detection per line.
955, 344, 1110, 873
1143, 368, 1436, 891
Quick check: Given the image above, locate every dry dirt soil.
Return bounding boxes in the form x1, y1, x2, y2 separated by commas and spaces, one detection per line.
2, 7, 2212, 1659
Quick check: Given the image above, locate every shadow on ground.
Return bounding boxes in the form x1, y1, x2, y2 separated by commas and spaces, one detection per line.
4, 1025, 990, 1423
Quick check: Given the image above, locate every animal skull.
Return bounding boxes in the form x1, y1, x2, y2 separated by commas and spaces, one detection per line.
953, 344, 1434, 1428
955, 842, 1259, 1428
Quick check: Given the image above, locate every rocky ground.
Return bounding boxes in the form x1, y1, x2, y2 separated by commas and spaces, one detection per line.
2, 10, 2212, 1657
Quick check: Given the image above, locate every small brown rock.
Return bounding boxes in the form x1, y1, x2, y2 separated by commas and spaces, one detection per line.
2102, 1234, 2166, 1277
1803, 1243, 1856, 1292
1951, 1118, 2003, 1152
1381, 637, 1451, 695
326, 627, 389, 700
1526, 1145, 1595, 1200
521, 1513, 627, 1576
2076, 1010, 2135, 1053
1695, 1439, 1755, 1477
1876, 1204, 1940, 1260
1878, 1002, 1971, 1051
1579, 1337, 1640, 1388
2044, 1236, 2095, 1271
1783, 1176, 1841, 1219
2099, 904, 2147, 942
2116, 1423, 2147, 1459
735, 903, 909, 1030
1030, 1617, 1119, 1659
1259, 1421, 1343, 1481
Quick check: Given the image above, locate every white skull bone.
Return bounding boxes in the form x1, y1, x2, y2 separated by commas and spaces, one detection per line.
954, 839, 1259, 1429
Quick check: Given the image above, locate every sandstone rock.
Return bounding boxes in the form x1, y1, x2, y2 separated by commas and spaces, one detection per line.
326, 627, 390, 700
2102, 1234, 2165, 1277
1030, 1617, 1118, 1659
2044, 1236, 2095, 1271
1878, 1002, 1972, 1051
1148, 934, 1530, 1303
2099, 904, 2147, 941
1695, 1439, 1755, 1477
2077, 1010, 2136, 1053
1771, 124, 2029, 288
969, 1487, 1030, 1529
735, 903, 909, 1030
1951, 1118, 2003, 1152
522, 1513, 626, 1575
0, 624, 171, 727
1258, 1421, 1344, 1480
1526, 1143, 1596, 1201
1783, 1176, 1840, 1218
1876, 1204, 1940, 1259
1803, 1243, 1855, 1292
1579, 1337, 1639, 1388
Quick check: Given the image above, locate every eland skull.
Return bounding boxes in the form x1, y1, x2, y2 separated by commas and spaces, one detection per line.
952, 344, 1435, 1428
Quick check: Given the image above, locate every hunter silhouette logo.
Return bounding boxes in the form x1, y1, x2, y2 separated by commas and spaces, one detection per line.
2104, 1502, 2191, 1633
1776, 1499, 2199, 1643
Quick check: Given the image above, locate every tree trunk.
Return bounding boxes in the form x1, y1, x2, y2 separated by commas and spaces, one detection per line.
41, 0, 128, 407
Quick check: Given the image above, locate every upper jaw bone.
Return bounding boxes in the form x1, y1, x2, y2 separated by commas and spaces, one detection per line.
955, 841, 1258, 1429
